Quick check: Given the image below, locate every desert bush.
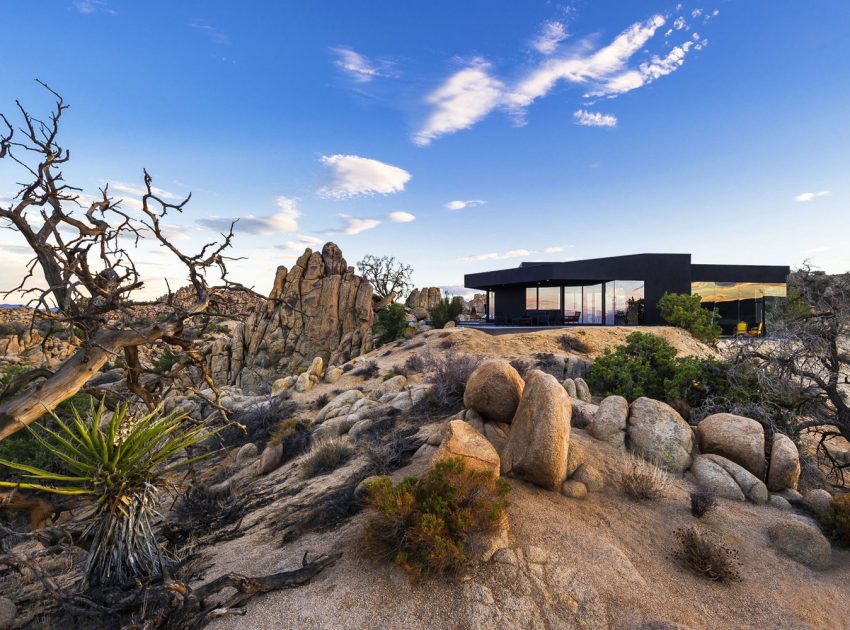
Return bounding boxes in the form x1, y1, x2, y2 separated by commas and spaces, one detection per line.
559, 334, 589, 354
588, 332, 730, 410
429, 296, 465, 329
405, 354, 425, 373
421, 350, 482, 411
658, 292, 722, 344
382, 371, 400, 381
509, 357, 532, 377
361, 457, 510, 579
672, 525, 742, 582
303, 437, 354, 477
0, 400, 213, 588
363, 425, 423, 475
690, 486, 718, 518
374, 303, 408, 346
0, 322, 26, 336
823, 493, 850, 546
205, 321, 230, 335
314, 392, 331, 409
621, 454, 670, 501
352, 360, 379, 379
153, 346, 180, 374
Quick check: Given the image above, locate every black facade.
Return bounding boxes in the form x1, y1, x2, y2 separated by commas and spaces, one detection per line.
464, 253, 789, 330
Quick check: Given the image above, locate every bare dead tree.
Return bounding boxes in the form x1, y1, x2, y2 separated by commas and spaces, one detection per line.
356, 254, 413, 302
734, 265, 850, 485
0, 81, 262, 441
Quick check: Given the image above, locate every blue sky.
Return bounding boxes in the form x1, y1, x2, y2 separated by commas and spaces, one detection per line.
1, 0, 849, 299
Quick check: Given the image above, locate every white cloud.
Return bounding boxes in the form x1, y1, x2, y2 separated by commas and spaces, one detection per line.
198, 196, 300, 235
278, 234, 324, 250
74, 0, 115, 15
189, 20, 229, 44
332, 47, 395, 82
573, 109, 617, 127
691, 8, 703, 18
318, 155, 411, 198
588, 40, 695, 98
413, 59, 505, 146
533, 21, 568, 55
387, 211, 416, 223
673, 16, 687, 31
543, 246, 565, 253
459, 249, 530, 262
793, 191, 831, 202
444, 199, 486, 211
339, 214, 381, 235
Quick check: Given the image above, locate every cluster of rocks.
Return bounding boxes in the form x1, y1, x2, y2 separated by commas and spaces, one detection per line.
207, 243, 375, 391
0, 327, 78, 367
399, 286, 487, 331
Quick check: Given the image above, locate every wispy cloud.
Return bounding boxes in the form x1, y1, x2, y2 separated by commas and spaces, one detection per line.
459, 249, 531, 262
533, 20, 568, 55
317, 155, 411, 198
198, 196, 300, 235
543, 246, 565, 253
277, 234, 325, 251
573, 109, 617, 127
444, 199, 486, 211
340, 215, 382, 235
794, 191, 831, 202
190, 20, 229, 45
332, 47, 396, 82
74, 0, 116, 15
388, 211, 416, 223
413, 59, 505, 146
415, 12, 708, 144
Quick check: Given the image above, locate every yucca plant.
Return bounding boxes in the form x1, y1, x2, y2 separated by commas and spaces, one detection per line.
0, 399, 214, 589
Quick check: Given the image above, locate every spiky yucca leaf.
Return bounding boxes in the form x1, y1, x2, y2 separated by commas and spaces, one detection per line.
0, 399, 216, 588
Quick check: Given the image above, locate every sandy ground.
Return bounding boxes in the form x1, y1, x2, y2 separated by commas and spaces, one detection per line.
204, 428, 850, 630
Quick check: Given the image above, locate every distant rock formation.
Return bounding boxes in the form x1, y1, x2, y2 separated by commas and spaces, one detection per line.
210, 243, 374, 391
405, 287, 442, 310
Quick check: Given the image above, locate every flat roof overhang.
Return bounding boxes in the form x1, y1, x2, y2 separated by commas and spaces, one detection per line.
464, 253, 790, 291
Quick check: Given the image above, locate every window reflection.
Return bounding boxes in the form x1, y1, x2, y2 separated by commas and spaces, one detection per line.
691, 281, 786, 335
564, 286, 582, 323
526, 287, 537, 310
538, 287, 560, 310
583, 284, 603, 324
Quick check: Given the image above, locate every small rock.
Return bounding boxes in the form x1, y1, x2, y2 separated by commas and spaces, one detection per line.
590, 395, 628, 443
572, 463, 604, 492
570, 398, 598, 429
235, 442, 259, 464
574, 377, 592, 403
256, 443, 283, 475
433, 420, 501, 476
690, 455, 745, 501
703, 454, 768, 504
802, 489, 834, 519
767, 520, 831, 570
325, 366, 343, 384
0, 596, 17, 629
565, 440, 586, 478
769, 494, 792, 510
767, 433, 801, 492
491, 547, 519, 565
562, 378, 577, 398
780, 488, 804, 503
561, 479, 588, 499
271, 375, 296, 397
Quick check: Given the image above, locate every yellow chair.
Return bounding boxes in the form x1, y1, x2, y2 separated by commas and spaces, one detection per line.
748, 323, 763, 337
734, 321, 748, 336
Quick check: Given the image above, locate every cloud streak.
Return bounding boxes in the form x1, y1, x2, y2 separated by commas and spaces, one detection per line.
318, 155, 411, 198
794, 191, 831, 202
444, 199, 486, 211
573, 109, 617, 127
198, 196, 300, 235
332, 47, 396, 82
533, 21, 568, 55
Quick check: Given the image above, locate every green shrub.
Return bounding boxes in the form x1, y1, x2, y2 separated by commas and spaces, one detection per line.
429, 296, 464, 329
0, 401, 213, 588
374, 303, 408, 346
672, 525, 742, 582
153, 346, 179, 374
588, 332, 729, 409
361, 458, 510, 579
823, 493, 850, 546
658, 292, 722, 344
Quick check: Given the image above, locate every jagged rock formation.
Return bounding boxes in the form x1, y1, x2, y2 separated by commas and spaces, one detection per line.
210, 243, 374, 391
405, 287, 442, 310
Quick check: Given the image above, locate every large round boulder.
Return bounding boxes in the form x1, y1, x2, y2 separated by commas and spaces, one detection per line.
696, 413, 766, 478
463, 360, 525, 424
433, 419, 500, 476
626, 397, 693, 473
501, 370, 572, 490
590, 395, 628, 445
767, 433, 801, 491
802, 489, 834, 518
767, 520, 832, 570
702, 454, 768, 504
689, 455, 746, 501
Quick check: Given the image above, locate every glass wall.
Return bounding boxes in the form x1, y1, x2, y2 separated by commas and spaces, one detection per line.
564, 286, 582, 321
691, 281, 786, 335
605, 280, 645, 325
582, 284, 603, 324
538, 287, 560, 310
526, 287, 537, 310
487, 290, 495, 321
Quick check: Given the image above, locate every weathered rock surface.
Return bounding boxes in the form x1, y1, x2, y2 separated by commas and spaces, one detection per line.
210, 243, 373, 391
433, 419, 500, 476
405, 287, 442, 310
767, 520, 832, 570
703, 454, 768, 504
574, 377, 592, 403
627, 397, 693, 473
590, 395, 628, 444
564, 356, 592, 380
573, 463, 604, 492
689, 455, 746, 501
696, 413, 766, 478
257, 443, 283, 475
501, 370, 571, 490
561, 479, 588, 498
483, 421, 510, 455
463, 360, 525, 424
570, 398, 597, 429
767, 433, 801, 491
0, 595, 16, 629
562, 378, 577, 398
802, 489, 834, 518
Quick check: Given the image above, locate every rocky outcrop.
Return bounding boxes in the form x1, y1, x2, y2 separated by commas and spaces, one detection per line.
433, 420, 501, 476
464, 360, 525, 424
211, 243, 374, 391
696, 413, 766, 478
767, 433, 801, 491
626, 397, 693, 473
405, 287, 442, 310
767, 520, 832, 570
501, 370, 571, 491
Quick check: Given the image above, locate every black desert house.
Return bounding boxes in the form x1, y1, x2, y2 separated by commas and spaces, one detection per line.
464, 253, 789, 336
